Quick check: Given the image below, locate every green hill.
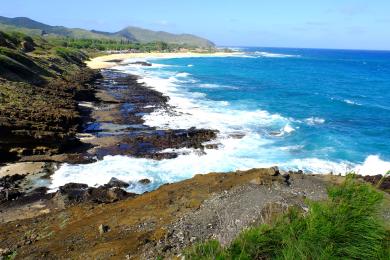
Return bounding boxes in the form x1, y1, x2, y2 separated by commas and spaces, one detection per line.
114, 26, 214, 47
0, 16, 214, 47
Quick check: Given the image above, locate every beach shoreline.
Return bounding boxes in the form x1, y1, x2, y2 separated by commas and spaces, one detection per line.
86, 51, 244, 69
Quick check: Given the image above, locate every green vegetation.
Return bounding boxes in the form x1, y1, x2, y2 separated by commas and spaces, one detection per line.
185, 176, 390, 259
48, 38, 195, 52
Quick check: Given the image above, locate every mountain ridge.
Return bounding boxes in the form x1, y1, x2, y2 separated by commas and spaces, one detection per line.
0, 16, 214, 47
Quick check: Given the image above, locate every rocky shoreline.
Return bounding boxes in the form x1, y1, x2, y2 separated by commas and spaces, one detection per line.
0, 63, 222, 225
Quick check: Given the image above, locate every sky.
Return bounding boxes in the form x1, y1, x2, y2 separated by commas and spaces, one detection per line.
1, 0, 390, 50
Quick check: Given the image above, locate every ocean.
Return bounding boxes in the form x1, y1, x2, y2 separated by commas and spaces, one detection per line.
51, 47, 390, 193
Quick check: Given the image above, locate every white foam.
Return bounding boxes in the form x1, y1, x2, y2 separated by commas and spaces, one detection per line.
354, 155, 390, 176
176, 72, 190, 78
344, 99, 362, 106
254, 51, 301, 58
304, 117, 325, 125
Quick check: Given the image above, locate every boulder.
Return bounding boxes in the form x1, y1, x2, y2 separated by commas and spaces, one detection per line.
86, 186, 133, 203
105, 177, 129, 188
138, 179, 151, 185
52, 183, 88, 207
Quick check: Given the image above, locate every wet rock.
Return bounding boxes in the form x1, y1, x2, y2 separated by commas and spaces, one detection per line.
98, 224, 110, 235
138, 179, 151, 185
105, 177, 129, 188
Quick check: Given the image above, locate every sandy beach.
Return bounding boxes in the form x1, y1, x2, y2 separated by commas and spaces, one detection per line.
86, 51, 243, 69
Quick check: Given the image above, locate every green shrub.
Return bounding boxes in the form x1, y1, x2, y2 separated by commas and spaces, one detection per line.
185, 175, 390, 259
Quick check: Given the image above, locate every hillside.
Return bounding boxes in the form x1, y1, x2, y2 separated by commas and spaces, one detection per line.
0, 16, 215, 47
114, 26, 215, 47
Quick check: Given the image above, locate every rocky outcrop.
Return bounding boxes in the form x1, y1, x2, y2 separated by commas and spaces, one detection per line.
362, 174, 390, 192
52, 182, 136, 208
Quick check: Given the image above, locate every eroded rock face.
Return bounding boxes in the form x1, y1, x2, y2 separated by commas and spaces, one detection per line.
0, 68, 101, 163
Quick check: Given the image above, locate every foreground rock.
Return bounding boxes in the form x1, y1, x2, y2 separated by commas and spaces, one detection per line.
0, 168, 352, 259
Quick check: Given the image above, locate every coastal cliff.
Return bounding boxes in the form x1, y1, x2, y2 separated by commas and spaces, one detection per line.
0, 31, 100, 162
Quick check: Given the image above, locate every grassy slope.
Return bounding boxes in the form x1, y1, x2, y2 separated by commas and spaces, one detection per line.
186, 175, 390, 259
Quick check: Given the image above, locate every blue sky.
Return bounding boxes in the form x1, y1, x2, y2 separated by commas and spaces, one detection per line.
1, 0, 390, 50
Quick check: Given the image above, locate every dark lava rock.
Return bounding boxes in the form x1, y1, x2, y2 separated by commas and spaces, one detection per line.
53, 183, 89, 206
0, 174, 25, 189
98, 224, 110, 235
363, 175, 390, 192
129, 61, 152, 66
105, 177, 129, 188
86, 186, 133, 203
138, 179, 151, 185
0, 174, 26, 203
52, 183, 136, 207
0, 188, 24, 203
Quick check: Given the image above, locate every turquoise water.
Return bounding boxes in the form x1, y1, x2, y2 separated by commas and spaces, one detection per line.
51, 48, 390, 193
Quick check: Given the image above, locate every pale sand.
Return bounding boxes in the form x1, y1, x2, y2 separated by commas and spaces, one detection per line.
0, 162, 46, 178
86, 52, 244, 69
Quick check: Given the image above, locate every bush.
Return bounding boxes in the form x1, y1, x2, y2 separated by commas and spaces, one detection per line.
185, 175, 390, 259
